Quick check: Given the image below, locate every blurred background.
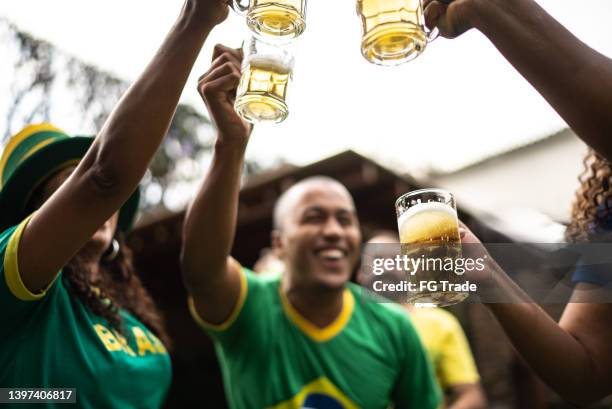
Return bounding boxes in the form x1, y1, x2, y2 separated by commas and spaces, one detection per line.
2, 0, 612, 407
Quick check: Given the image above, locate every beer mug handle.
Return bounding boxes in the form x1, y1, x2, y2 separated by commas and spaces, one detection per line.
427, 27, 439, 42
230, 0, 249, 15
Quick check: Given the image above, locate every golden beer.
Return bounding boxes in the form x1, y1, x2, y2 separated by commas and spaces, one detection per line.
396, 191, 469, 307
235, 56, 292, 124
399, 203, 460, 245
357, 0, 430, 65
236, 0, 307, 41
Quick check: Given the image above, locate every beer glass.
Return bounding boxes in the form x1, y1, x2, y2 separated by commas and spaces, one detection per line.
235, 36, 294, 124
357, 0, 438, 66
233, 0, 307, 42
395, 189, 469, 307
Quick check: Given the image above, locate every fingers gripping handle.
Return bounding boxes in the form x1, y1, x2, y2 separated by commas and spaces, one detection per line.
423, 0, 452, 42
427, 26, 439, 42
229, 0, 249, 14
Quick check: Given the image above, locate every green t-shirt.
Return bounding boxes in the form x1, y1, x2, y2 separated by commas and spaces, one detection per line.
190, 269, 441, 409
0, 218, 172, 408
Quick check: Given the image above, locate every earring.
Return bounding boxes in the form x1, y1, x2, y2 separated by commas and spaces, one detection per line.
103, 239, 120, 262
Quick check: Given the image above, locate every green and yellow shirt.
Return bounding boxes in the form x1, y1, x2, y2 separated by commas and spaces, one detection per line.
190, 269, 441, 409
409, 308, 480, 392
0, 218, 172, 408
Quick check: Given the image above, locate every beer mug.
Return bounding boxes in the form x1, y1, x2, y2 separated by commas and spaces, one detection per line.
234, 36, 294, 124
395, 189, 469, 307
232, 0, 307, 42
357, 0, 438, 66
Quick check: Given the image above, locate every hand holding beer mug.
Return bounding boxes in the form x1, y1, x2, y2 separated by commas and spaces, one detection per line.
235, 36, 294, 124
358, 0, 438, 66
232, 0, 307, 42
396, 189, 469, 307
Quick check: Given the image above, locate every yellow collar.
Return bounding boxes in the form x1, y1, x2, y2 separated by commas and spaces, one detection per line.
279, 286, 355, 342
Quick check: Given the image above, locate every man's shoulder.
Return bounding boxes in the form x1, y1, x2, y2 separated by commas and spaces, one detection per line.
348, 283, 412, 328
244, 268, 281, 284
411, 307, 461, 333
242, 268, 282, 299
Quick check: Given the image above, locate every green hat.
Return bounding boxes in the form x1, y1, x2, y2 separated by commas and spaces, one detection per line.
0, 124, 140, 232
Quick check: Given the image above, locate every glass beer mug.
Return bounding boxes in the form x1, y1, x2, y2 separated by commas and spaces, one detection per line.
233, 0, 307, 42
357, 0, 438, 66
396, 189, 469, 307
234, 36, 295, 124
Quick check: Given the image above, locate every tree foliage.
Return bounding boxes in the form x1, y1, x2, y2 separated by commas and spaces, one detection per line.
0, 18, 262, 215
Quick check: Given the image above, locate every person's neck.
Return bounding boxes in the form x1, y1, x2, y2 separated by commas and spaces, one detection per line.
282, 280, 346, 329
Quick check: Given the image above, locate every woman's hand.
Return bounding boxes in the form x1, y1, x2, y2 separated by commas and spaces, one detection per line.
198, 45, 252, 147
423, 0, 481, 38
191, 0, 231, 28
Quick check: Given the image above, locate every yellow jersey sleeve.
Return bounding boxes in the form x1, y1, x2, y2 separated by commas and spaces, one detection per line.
3, 214, 60, 302
188, 263, 248, 333
436, 313, 480, 388
0, 215, 63, 330
188, 265, 277, 354
410, 308, 480, 390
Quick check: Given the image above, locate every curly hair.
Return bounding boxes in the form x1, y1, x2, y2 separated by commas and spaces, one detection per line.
566, 149, 612, 243
63, 234, 171, 348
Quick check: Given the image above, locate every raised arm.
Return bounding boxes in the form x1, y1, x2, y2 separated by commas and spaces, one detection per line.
18, 0, 229, 293
424, 0, 612, 160
181, 45, 252, 325
447, 384, 487, 409
460, 225, 612, 405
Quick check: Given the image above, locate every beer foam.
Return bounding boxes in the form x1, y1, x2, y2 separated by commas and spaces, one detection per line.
397, 201, 457, 231
246, 55, 292, 74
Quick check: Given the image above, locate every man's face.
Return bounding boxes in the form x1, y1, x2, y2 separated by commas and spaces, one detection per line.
276, 185, 362, 290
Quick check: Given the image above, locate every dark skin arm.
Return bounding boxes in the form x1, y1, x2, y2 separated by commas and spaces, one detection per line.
180, 45, 252, 325
19, 0, 229, 293
425, 1, 612, 402
424, 0, 612, 160
447, 383, 487, 409
461, 225, 612, 405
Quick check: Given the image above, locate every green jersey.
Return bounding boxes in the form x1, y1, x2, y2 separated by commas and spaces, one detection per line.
190, 268, 441, 409
0, 217, 172, 408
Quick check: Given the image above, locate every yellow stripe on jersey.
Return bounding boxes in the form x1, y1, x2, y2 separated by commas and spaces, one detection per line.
188, 261, 248, 332
280, 286, 354, 342
4, 214, 60, 301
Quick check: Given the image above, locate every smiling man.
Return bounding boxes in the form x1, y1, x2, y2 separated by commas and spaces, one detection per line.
180, 45, 440, 409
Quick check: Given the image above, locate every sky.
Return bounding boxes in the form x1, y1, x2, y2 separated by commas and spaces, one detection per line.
1, 0, 612, 175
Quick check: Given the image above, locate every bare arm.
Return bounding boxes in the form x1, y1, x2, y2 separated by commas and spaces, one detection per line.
180, 45, 252, 325
460, 226, 612, 405
487, 296, 612, 404
447, 384, 487, 409
558, 290, 612, 400
18, 0, 229, 293
425, 0, 612, 160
